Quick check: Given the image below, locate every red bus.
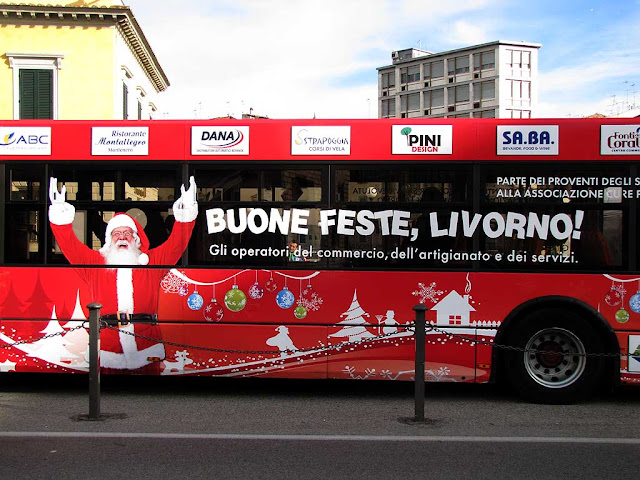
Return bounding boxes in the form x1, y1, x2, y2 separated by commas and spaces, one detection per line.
1, 118, 639, 404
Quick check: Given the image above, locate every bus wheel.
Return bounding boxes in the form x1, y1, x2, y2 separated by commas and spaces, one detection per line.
503, 310, 605, 404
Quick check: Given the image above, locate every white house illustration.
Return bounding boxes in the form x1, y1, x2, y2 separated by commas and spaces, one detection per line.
431, 290, 476, 326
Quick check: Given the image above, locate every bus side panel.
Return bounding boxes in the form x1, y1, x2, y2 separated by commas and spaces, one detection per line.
0, 267, 635, 385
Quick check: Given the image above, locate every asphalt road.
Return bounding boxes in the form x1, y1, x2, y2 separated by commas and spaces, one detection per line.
1, 374, 639, 479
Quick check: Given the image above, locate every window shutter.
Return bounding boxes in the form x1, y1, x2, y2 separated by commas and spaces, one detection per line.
19, 69, 52, 119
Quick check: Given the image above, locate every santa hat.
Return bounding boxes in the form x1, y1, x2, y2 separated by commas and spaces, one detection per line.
100, 213, 150, 265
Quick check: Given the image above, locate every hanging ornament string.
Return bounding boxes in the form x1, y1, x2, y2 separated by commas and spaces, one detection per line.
169, 268, 320, 286
294, 279, 308, 319
616, 286, 630, 324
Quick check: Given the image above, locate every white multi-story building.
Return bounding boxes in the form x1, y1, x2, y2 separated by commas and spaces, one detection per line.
377, 41, 541, 119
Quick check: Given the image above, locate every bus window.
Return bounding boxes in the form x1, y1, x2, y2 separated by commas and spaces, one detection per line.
5, 208, 42, 263
334, 166, 470, 204
480, 164, 627, 270
192, 168, 323, 203
124, 169, 178, 202
9, 166, 41, 201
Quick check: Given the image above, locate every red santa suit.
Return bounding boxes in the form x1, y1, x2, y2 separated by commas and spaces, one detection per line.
49, 204, 197, 373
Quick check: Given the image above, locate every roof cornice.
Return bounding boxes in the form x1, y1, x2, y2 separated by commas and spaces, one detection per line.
0, 3, 169, 92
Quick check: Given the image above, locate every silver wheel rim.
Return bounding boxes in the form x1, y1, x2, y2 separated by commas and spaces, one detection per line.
524, 328, 586, 389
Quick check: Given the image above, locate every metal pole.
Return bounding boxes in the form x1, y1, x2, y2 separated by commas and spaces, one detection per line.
87, 302, 102, 420
413, 305, 428, 422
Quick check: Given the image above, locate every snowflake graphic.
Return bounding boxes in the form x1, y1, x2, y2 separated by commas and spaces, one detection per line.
412, 282, 443, 305
297, 290, 324, 311
613, 284, 628, 296
160, 270, 189, 294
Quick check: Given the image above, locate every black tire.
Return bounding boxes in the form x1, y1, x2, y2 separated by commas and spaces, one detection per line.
503, 308, 605, 404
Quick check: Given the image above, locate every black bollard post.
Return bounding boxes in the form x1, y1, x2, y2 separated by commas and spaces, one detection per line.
412, 305, 428, 422
87, 303, 102, 420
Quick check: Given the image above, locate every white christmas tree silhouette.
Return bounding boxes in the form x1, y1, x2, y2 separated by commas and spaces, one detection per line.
330, 290, 375, 342
28, 305, 75, 363
62, 290, 89, 365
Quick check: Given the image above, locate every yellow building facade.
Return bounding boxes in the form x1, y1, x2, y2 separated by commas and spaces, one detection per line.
0, 1, 168, 120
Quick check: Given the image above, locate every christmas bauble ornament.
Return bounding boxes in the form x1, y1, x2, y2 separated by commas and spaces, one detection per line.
616, 308, 630, 323
294, 305, 307, 319
224, 284, 247, 312
178, 283, 189, 296
276, 286, 295, 309
630, 293, 640, 313
265, 276, 278, 292
300, 283, 323, 311
203, 299, 224, 322
187, 290, 204, 310
605, 287, 622, 307
248, 282, 264, 300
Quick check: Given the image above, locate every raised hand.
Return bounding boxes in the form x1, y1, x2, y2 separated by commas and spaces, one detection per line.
48, 177, 75, 226
179, 176, 197, 207
49, 177, 67, 204
172, 176, 198, 223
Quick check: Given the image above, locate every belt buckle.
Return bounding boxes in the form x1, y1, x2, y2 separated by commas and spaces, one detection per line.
117, 310, 130, 327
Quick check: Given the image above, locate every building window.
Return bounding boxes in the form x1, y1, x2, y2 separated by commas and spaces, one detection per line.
507, 49, 529, 69
401, 65, 420, 84
508, 80, 531, 106
452, 84, 470, 104
507, 109, 531, 119
381, 71, 395, 89
400, 93, 420, 115
7, 53, 63, 120
448, 56, 470, 76
473, 51, 495, 71
522, 51, 531, 70
449, 315, 462, 325
424, 60, 444, 80
473, 109, 496, 118
381, 98, 396, 118
18, 70, 52, 119
424, 88, 444, 109
474, 80, 495, 101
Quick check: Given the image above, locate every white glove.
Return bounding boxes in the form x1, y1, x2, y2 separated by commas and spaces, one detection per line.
172, 176, 198, 223
48, 177, 75, 225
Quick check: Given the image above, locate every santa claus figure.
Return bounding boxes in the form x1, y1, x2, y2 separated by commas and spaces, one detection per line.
48, 176, 199, 374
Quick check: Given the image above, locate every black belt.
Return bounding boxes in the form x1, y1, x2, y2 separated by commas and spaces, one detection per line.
101, 313, 158, 326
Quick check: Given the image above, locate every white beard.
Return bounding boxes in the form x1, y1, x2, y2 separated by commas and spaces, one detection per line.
103, 241, 142, 266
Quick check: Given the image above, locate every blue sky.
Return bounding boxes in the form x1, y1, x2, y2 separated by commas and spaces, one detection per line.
127, 0, 640, 119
